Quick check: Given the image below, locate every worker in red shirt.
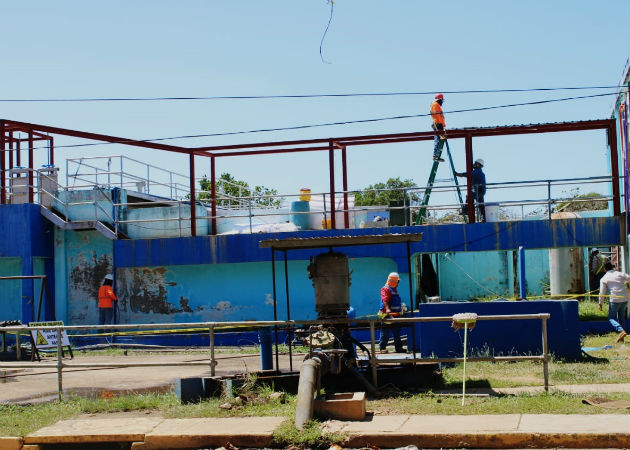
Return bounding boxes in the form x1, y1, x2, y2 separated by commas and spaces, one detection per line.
430, 93, 447, 162
98, 274, 118, 326
378, 272, 405, 353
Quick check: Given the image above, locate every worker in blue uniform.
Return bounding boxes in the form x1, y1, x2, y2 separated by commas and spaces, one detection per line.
456, 158, 487, 222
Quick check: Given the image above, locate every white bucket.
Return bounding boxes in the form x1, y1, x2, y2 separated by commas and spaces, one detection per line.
485, 203, 500, 222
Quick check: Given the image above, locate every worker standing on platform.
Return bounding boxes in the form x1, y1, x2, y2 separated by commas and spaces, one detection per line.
378, 272, 406, 353
598, 262, 629, 343
455, 159, 487, 222
430, 94, 446, 162
98, 274, 118, 327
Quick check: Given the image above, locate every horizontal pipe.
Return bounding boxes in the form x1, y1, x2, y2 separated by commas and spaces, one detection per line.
0, 313, 550, 333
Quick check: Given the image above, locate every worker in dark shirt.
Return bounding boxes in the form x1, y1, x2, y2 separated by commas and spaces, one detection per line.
455, 158, 487, 222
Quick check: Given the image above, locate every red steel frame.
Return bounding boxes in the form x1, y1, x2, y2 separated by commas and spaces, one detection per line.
0, 118, 620, 236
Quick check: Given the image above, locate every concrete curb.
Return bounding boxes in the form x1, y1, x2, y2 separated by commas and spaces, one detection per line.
0, 436, 23, 450
342, 432, 630, 449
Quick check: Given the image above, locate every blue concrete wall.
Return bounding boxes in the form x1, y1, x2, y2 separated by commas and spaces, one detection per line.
54, 228, 113, 325
0, 257, 22, 321
0, 204, 54, 323
115, 218, 625, 269
114, 257, 403, 323
413, 300, 581, 360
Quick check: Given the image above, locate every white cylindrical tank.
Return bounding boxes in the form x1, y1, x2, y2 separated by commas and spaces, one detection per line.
549, 212, 585, 295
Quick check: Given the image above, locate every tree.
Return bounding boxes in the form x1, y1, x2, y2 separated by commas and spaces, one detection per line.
354, 177, 418, 206
557, 188, 608, 212
198, 173, 282, 207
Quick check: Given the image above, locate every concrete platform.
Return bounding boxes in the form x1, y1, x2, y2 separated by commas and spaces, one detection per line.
17, 414, 630, 449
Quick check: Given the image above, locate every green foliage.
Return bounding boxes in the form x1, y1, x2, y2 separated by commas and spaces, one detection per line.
272, 419, 347, 449
354, 177, 418, 206
557, 188, 608, 212
198, 172, 282, 207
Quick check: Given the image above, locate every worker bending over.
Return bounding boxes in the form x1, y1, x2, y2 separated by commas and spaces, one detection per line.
430, 93, 446, 162
455, 158, 487, 222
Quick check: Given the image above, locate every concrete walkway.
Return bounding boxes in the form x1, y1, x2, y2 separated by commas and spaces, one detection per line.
1, 413, 628, 450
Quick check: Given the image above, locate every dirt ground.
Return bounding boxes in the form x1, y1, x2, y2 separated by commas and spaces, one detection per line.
0, 351, 299, 404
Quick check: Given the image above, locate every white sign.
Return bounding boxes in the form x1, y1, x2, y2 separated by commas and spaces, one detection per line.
29, 321, 71, 349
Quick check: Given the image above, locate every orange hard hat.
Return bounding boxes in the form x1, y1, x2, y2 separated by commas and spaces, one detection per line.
435, 93, 444, 100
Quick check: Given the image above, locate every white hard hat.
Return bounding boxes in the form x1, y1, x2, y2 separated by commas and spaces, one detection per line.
474, 158, 485, 166
388, 272, 400, 280
104, 274, 114, 281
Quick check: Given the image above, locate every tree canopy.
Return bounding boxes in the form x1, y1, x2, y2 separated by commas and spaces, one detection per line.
354, 177, 418, 206
198, 173, 281, 207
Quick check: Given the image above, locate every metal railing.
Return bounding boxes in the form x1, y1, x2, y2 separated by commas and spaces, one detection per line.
3, 167, 622, 237
0, 313, 550, 401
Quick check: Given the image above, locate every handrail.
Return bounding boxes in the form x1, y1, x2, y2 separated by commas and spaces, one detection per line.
0, 313, 551, 400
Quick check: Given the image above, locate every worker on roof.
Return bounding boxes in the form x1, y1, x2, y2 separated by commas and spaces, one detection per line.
378, 272, 406, 354
98, 273, 118, 328
455, 158, 487, 222
430, 93, 447, 162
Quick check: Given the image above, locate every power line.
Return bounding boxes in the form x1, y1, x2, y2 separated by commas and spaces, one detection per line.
11, 91, 619, 152
0, 86, 624, 103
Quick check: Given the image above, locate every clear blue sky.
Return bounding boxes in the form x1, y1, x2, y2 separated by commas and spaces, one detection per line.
1, 1, 628, 207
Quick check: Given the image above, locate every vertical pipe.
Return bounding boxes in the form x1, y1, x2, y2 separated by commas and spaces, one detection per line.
56, 327, 63, 400
0, 120, 6, 204
16, 140, 21, 167
542, 317, 549, 392
464, 134, 475, 223
341, 145, 349, 228
271, 249, 279, 371
461, 323, 468, 406
406, 241, 417, 357
328, 139, 336, 229
609, 123, 621, 216
28, 132, 34, 204
209, 326, 216, 376
283, 250, 293, 372
519, 246, 527, 299
547, 180, 551, 220
211, 156, 217, 235
49, 136, 54, 166
369, 320, 378, 386
189, 152, 197, 236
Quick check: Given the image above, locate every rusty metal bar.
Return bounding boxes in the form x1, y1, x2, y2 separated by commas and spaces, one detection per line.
609, 123, 621, 216
211, 156, 217, 235
341, 145, 349, 228
188, 151, 197, 236
8, 132, 13, 170
28, 131, 34, 203
0, 120, 5, 204
465, 134, 475, 223
3, 120, 191, 154
328, 139, 336, 229
16, 140, 21, 167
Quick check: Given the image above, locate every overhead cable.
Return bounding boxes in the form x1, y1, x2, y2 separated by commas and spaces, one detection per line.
10, 91, 619, 152
0, 86, 624, 103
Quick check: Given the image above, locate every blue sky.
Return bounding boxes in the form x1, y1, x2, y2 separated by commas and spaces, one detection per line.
1, 1, 628, 207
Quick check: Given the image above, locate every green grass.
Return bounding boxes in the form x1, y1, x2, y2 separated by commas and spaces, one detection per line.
441, 332, 629, 387
370, 391, 630, 415
578, 300, 609, 321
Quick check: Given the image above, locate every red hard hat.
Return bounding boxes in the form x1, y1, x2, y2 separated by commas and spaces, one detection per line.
435, 93, 444, 100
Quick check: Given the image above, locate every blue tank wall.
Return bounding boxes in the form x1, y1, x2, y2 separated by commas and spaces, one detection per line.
0, 204, 55, 324
412, 300, 581, 360
54, 228, 113, 324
